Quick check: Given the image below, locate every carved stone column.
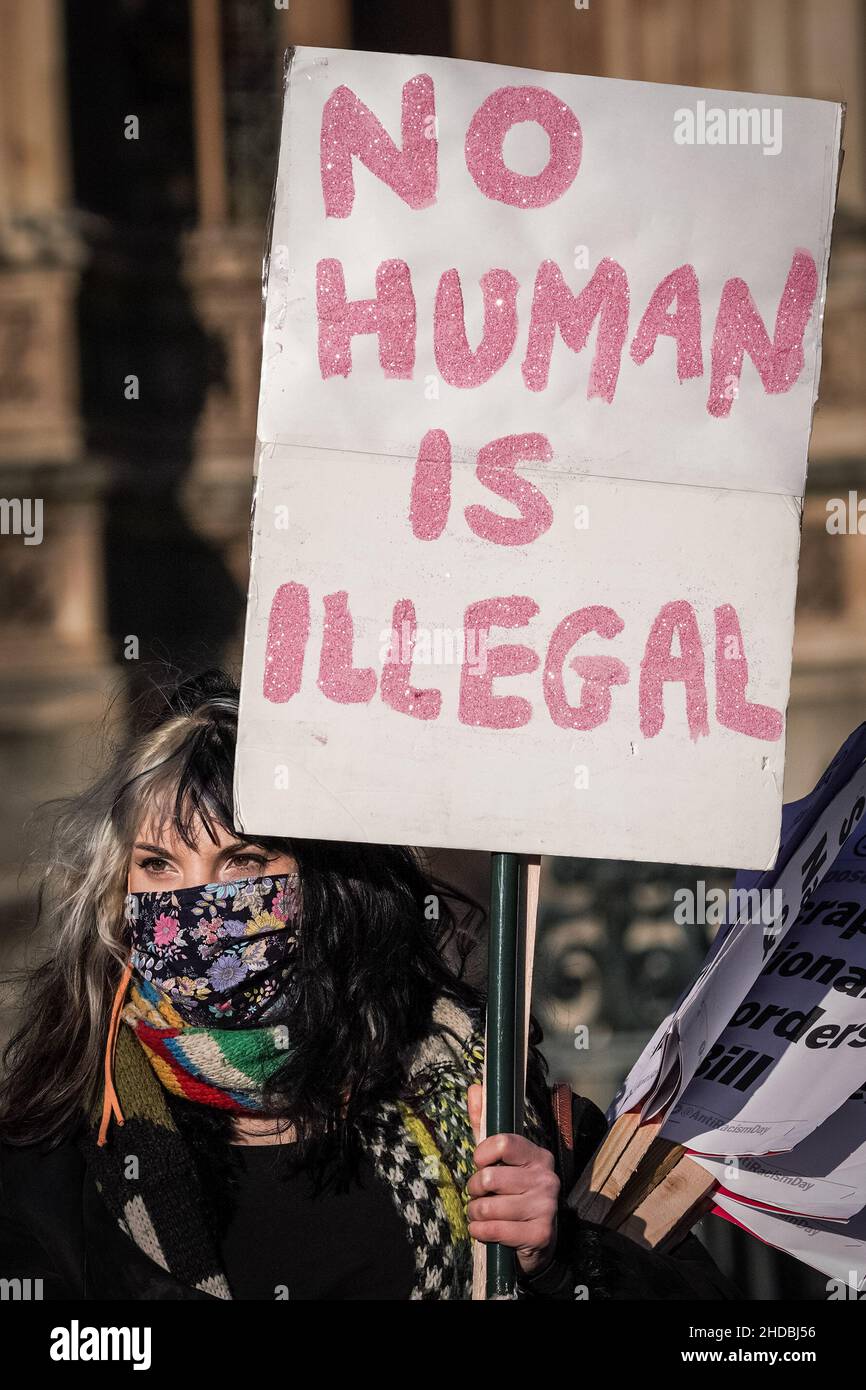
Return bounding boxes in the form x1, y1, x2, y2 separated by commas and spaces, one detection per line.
0, 0, 111, 972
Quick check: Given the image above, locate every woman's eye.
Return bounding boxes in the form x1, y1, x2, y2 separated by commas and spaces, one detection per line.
229, 854, 268, 871
137, 856, 171, 874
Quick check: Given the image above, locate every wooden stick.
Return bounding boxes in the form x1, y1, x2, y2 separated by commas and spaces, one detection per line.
603, 1137, 685, 1229
615, 1156, 717, 1251
568, 1109, 640, 1219
582, 1116, 667, 1225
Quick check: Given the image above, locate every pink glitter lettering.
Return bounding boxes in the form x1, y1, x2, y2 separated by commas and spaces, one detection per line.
459, 596, 540, 729
544, 605, 629, 730
318, 590, 376, 704
410, 428, 451, 540
263, 582, 310, 704
639, 600, 709, 740
320, 76, 437, 218
465, 85, 582, 209
522, 258, 629, 400
714, 603, 783, 740
707, 249, 818, 417
316, 258, 416, 380
433, 268, 519, 387
464, 433, 554, 547
630, 264, 703, 381
380, 599, 442, 719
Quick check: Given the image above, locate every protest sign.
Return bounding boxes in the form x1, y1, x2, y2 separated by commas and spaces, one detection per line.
696, 1084, 866, 1222
662, 833, 866, 1155
611, 728, 866, 1124
235, 46, 842, 868
713, 1191, 866, 1289
585, 730, 866, 1272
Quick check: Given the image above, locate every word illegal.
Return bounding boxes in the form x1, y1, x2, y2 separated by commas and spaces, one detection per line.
263, 587, 782, 740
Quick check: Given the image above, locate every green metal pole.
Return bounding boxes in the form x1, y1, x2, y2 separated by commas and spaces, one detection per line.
486, 851, 520, 1298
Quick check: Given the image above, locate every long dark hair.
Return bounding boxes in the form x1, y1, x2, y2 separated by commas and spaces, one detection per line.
0, 670, 497, 1175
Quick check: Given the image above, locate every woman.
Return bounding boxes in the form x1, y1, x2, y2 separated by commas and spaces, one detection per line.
0, 671, 736, 1300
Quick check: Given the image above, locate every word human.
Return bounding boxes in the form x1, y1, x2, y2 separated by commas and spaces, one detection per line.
264, 584, 782, 740
317, 249, 812, 417
318, 78, 815, 417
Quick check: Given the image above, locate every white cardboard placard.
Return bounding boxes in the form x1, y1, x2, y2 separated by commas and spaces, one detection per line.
236, 47, 842, 868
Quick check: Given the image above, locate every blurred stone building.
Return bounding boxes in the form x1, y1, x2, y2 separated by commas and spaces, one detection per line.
0, 0, 863, 1295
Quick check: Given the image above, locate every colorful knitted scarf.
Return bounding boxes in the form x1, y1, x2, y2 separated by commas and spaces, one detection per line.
82, 983, 514, 1299
121, 976, 289, 1112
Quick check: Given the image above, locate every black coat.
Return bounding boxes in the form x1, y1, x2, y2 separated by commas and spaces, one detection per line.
0, 1129, 740, 1301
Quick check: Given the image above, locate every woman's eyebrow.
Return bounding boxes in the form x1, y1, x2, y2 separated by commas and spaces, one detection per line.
218, 841, 266, 857
134, 841, 176, 858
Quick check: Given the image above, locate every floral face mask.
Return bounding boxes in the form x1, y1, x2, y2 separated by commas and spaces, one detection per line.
124, 873, 302, 1027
